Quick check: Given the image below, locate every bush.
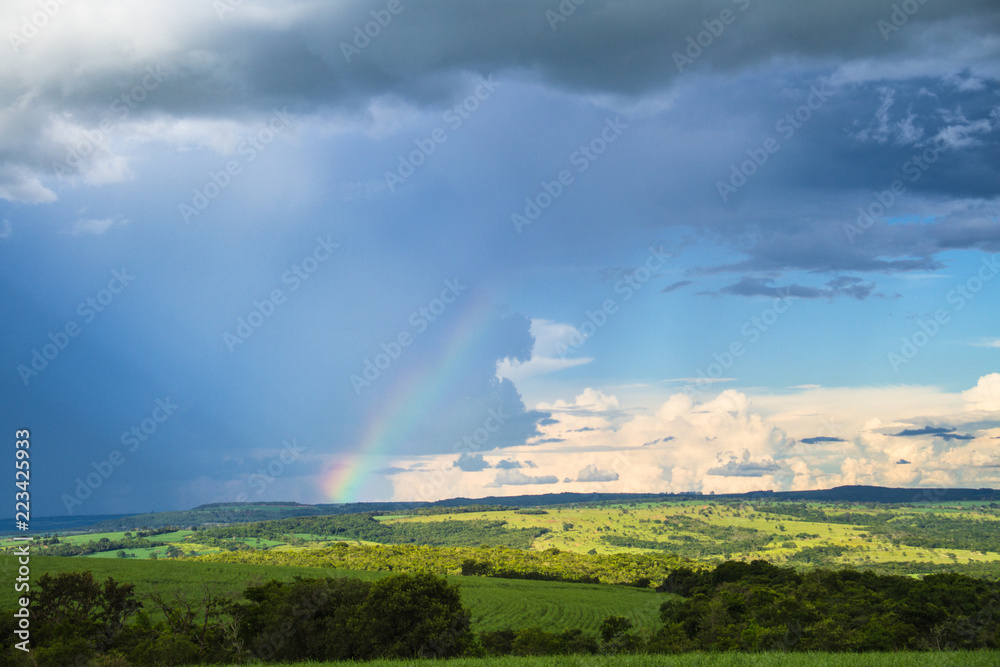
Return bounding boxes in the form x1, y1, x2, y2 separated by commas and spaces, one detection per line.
233, 572, 475, 661
358, 573, 475, 659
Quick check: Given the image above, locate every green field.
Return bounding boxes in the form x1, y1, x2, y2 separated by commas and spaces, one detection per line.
0, 554, 665, 634
8, 500, 1000, 579
188, 652, 1000, 666
6, 499, 1000, 663
374, 501, 1000, 573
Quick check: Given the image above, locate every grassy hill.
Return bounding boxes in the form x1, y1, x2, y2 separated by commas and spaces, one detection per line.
6, 497, 1000, 578
9, 485, 1000, 535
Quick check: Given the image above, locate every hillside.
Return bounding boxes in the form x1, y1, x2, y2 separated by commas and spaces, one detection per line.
8, 485, 1000, 535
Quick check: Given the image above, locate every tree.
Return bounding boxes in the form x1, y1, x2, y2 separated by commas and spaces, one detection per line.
357, 573, 475, 659
29, 571, 141, 657
235, 576, 370, 661
599, 616, 633, 642
368, 573, 472, 657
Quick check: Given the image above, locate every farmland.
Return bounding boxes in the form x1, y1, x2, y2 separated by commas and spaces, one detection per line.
4, 497, 1000, 663
6, 498, 1000, 578
0, 554, 666, 635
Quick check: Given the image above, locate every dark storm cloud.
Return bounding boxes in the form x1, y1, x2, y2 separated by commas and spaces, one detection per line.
687, 75, 999, 285
10, 1, 1000, 123
894, 426, 954, 436
939, 432, 975, 441
184, 0, 1000, 105
660, 280, 694, 294
892, 426, 973, 440
718, 276, 876, 300
799, 436, 845, 444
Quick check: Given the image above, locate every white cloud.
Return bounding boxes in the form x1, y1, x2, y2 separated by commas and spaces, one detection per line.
962, 373, 1000, 411
933, 118, 993, 149
496, 319, 593, 384
383, 374, 1000, 502
71, 216, 128, 236
576, 464, 619, 482
490, 469, 559, 486
0, 166, 56, 203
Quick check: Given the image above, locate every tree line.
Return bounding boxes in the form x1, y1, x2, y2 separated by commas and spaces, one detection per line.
4, 559, 1000, 665
197, 513, 549, 549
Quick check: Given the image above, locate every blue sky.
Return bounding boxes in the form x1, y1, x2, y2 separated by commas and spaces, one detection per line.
2, 0, 999, 517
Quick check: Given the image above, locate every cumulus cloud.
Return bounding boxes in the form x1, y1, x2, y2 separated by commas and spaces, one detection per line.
490, 469, 559, 486
495, 459, 536, 469
576, 464, 619, 482
963, 373, 1000, 411
707, 451, 781, 477
496, 319, 592, 383
385, 374, 1000, 501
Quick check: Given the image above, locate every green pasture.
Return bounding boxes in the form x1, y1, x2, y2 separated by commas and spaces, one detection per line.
0, 554, 664, 634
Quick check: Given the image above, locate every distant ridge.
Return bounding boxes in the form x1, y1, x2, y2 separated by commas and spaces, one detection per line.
7, 485, 998, 534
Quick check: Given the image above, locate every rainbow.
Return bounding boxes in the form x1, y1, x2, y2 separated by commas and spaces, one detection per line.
322, 290, 497, 503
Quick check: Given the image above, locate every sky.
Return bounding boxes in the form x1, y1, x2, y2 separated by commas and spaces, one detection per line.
1, 0, 999, 518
